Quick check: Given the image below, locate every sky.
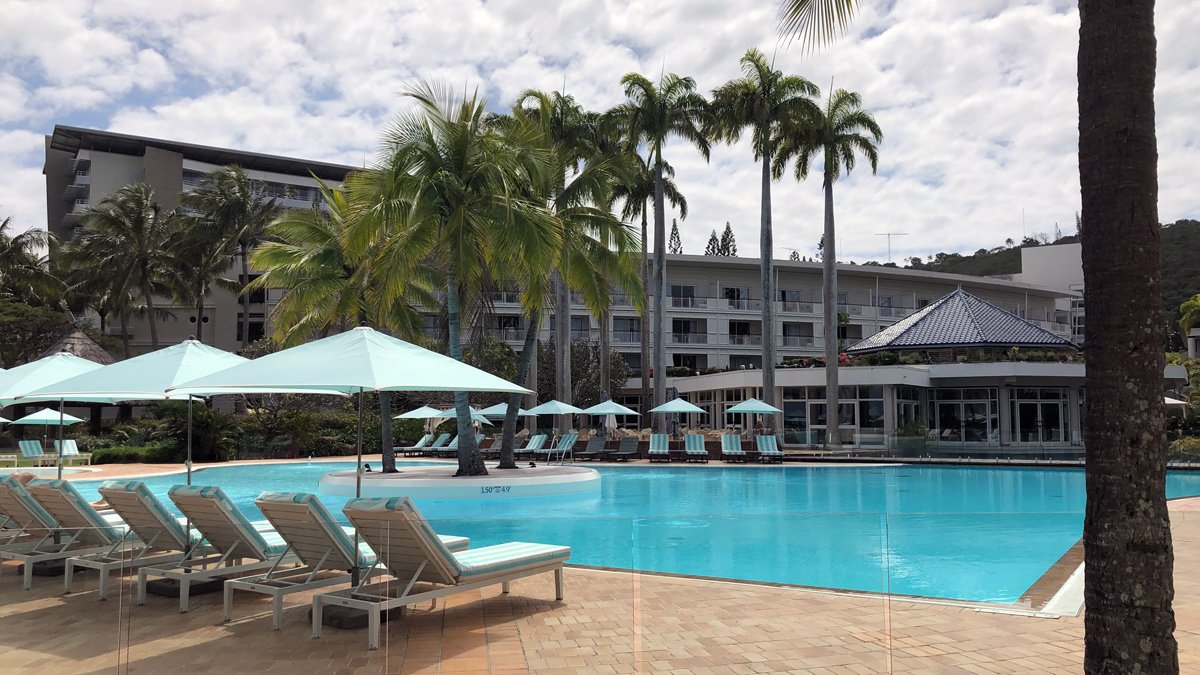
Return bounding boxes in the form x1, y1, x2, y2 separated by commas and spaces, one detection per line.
1, 0, 1197, 263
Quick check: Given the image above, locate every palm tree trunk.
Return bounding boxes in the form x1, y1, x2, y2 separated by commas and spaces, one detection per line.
1079, 1, 1176, 672
194, 281, 205, 343
119, 311, 131, 358
447, 280, 486, 476
555, 271, 572, 435
141, 277, 160, 349
239, 245, 251, 347
759, 151, 777, 432
599, 308, 611, 400
652, 153, 667, 432
379, 391, 396, 472
499, 309, 540, 469
822, 178, 839, 449
639, 208, 651, 423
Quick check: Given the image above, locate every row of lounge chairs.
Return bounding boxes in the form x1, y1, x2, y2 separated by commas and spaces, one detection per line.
398, 433, 786, 463
0, 439, 91, 466
0, 475, 570, 649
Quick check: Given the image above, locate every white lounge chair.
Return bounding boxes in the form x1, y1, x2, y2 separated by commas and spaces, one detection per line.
5, 479, 131, 591
54, 439, 92, 466
513, 434, 548, 460
18, 440, 50, 466
684, 434, 709, 463
756, 435, 784, 464
63, 480, 202, 600
397, 434, 432, 457
720, 434, 748, 462
0, 475, 58, 549
137, 485, 297, 612
648, 434, 672, 462
313, 496, 570, 649
224, 492, 469, 630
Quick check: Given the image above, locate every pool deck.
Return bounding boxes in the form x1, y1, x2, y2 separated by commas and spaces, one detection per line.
3, 459, 1197, 672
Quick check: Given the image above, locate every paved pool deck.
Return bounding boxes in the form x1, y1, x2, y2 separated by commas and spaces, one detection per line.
0, 459, 1196, 673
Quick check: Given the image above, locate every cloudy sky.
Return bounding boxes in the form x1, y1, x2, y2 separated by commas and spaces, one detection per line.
1, 0, 1196, 263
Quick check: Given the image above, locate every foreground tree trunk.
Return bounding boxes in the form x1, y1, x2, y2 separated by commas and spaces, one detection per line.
379, 391, 396, 472
599, 308, 611, 401
1079, 1, 1176, 672
447, 281, 486, 476
499, 310, 540, 469
239, 246, 251, 348
759, 152, 777, 432
194, 281, 206, 343
555, 271, 572, 434
822, 178, 840, 449
639, 209, 652, 427
119, 312, 131, 358
141, 276, 160, 349
651, 155, 667, 431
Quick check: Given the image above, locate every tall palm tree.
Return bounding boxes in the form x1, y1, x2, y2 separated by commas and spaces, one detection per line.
606, 73, 712, 428
168, 216, 236, 344
712, 48, 820, 425
182, 166, 281, 348
75, 183, 183, 349
776, 88, 880, 450
1180, 294, 1200, 344
779, 1, 1176, 670
248, 180, 434, 472
610, 154, 687, 417
0, 218, 63, 306
347, 81, 561, 477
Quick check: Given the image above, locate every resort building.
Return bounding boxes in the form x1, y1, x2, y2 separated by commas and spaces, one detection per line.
1008, 242, 1085, 343
43, 125, 355, 352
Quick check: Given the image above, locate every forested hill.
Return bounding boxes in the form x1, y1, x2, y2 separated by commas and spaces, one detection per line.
900, 219, 1199, 345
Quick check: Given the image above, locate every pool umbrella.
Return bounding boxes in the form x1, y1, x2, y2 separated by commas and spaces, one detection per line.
435, 407, 493, 425
650, 398, 706, 438
396, 405, 443, 419
18, 340, 269, 483
526, 400, 585, 439
582, 400, 639, 438
724, 398, 783, 415
0, 416, 9, 424
169, 326, 530, 497
477, 402, 537, 417
10, 408, 83, 467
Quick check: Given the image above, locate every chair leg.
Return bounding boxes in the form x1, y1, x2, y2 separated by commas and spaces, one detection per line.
312, 598, 324, 639
502, 580, 510, 594
555, 567, 564, 600
368, 609, 381, 650
223, 581, 234, 623
63, 560, 75, 595
272, 594, 284, 631
98, 565, 109, 600
23, 560, 34, 590
179, 577, 191, 613
136, 569, 148, 605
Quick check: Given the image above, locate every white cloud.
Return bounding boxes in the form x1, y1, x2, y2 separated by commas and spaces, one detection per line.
0, 0, 1195, 269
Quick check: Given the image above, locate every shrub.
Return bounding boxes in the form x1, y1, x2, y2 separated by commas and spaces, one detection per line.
92, 442, 178, 464
1169, 436, 1200, 462
111, 418, 171, 446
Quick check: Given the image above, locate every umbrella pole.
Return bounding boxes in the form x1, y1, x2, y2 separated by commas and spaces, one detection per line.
187, 396, 193, 485
57, 400, 64, 480
353, 386, 365, 586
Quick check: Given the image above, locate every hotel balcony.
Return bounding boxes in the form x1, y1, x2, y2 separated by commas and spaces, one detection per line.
484, 327, 525, 341
780, 300, 818, 314
727, 334, 763, 346
612, 330, 641, 344
781, 335, 817, 348
671, 332, 708, 344
488, 291, 522, 304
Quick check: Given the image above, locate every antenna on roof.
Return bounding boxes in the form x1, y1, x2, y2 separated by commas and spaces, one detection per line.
874, 232, 908, 263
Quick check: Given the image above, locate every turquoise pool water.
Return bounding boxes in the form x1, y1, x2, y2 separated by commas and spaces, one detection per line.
73, 463, 1200, 603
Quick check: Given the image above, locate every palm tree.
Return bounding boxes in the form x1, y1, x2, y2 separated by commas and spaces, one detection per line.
168, 216, 236, 344
0, 218, 63, 306
1180, 294, 1200, 344
606, 73, 712, 428
248, 180, 433, 472
610, 154, 687, 417
75, 183, 183, 349
712, 48, 820, 427
347, 81, 561, 477
182, 166, 281, 348
779, 1, 1175, 670
776, 88, 880, 450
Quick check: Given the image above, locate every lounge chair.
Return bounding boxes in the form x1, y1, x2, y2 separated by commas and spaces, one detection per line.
18, 440, 50, 466
438, 434, 484, 458
537, 433, 577, 463
5, 479, 131, 591
65, 480, 199, 599
514, 434, 548, 461
609, 437, 640, 462
721, 434, 749, 462
397, 434, 432, 457
418, 433, 452, 457
137, 485, 298, 613
313, 497, 569, 649
574, 436, 605, 461
756, 435, 784, 463
54, 439, 92, 466
0, 475, 58, 550
224, 492, 469, 630
684, 434, 709, 463
648, 434, 671, 462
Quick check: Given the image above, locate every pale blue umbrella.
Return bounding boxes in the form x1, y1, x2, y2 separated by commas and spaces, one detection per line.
724, 398, 783, 415
477, 402, 537, 417
435, 407, 492, 425
525, 400, 584, 415
10, 408, 83, 464
395, 405, 443, 419
581, 400, 639, 437
650, 398, 706, 438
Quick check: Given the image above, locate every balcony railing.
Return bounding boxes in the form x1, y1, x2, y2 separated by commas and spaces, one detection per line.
488, 291, 521, 304
727, 334, 763, 346
670, 296, 701, 309
671, 332, 708, 344
484, 327, 525, 341
781, 335, 816, 348
722, 298, 763, 311
612, 330, 641, 344
780, 301, 817, 313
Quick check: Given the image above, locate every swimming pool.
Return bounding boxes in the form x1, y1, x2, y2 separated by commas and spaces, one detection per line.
73, 463, 1200, 603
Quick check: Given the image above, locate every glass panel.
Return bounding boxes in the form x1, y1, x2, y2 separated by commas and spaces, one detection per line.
808, 387, 825, 400
1017, 402, 1040, 443
783, 401, 808, 445
1042, 402, 1063, 442
810, 402, 827, 426
963, 402, 989, 443
839, 386, 857, 399
862, 385, 884, 400
782, 387, 806, 400
937, 403, 962, 441
858, 400, 885, 446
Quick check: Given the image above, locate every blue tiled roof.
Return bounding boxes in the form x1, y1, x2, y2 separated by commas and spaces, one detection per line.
846, 289, 1078, 354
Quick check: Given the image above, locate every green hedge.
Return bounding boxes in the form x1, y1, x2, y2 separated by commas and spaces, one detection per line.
92, 442, 178, 464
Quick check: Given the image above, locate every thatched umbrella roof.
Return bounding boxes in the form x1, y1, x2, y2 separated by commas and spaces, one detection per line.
42, 330, 115, 365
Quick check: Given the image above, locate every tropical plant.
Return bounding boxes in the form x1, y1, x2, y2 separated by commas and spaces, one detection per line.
712, 48, 819, 429
775, 88, 880, 448
0, 217, 63, 306
609, 152, 687, 422
778, 1, 1174, 670
1180, 293, 1200, 340
606, 73, 712, 428
168, 215, 237, 344
181, 166, 281, 347
346, 80, 562, 476
74, 183, 184, 349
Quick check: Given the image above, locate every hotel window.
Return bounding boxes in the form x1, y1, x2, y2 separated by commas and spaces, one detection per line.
723, 286, 751, 309
932, 388, 999, 444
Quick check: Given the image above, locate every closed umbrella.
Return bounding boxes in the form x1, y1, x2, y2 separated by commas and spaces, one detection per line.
170, 326, 530, 496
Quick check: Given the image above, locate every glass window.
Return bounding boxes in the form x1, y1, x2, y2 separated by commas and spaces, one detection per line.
782, 388, 806, 400
838, 386, 857, 399
808, 387, 825, 400
861, 386, 884, 400
783, 401, 808, 444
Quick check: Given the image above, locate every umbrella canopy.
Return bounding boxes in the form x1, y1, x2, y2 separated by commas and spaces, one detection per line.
20, 340, 250, 403
0, 353, 105, 406
477, 402, 537, 417
724, 398, 783, 415
581, 400, 640, 416
526, 400, 584, 415
435, 407, 492, 424
649, 398, 706, 414
169, 326, 531, 396
0, 415, 10, 424
395, 405, 445, 419
10, 407, 84, 425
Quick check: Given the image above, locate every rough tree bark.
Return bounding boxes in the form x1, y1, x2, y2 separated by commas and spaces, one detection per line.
651, 153, 667, 432
759, 151, 777, 431
1079, 0, 1176, 672
379, 391, 396, 473
822, 177, 840, 449
447, 280, 486, 476
499, 310, 540, 469
639, 209, 651, 427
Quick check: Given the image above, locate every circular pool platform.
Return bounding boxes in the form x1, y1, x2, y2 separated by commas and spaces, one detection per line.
318, 464, 601, 499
